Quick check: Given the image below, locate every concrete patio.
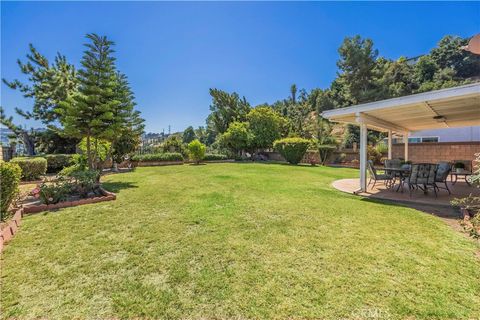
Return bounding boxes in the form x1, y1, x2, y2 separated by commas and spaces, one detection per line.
333, 178, 479, 207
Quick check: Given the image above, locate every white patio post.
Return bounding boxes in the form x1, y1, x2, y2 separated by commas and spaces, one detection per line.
359, 123, 368, 192
387, 130, 392, 159
404, 132, 409, 161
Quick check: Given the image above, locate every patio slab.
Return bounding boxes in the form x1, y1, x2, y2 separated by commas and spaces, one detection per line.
332, 178, 479, 208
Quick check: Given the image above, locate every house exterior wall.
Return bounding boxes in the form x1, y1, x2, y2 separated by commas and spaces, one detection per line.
410, 126, 480, 142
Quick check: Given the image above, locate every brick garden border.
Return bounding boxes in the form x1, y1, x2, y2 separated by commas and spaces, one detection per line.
0, 208, 23, 253
0, 188, 116, 253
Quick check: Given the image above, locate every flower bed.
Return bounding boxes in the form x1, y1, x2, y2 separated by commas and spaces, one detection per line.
23, 187, 116, 214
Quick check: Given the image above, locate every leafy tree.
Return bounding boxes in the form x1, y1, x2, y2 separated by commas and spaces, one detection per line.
182, 126, 196, 144
2, 44, 77, 124
414, 55, 438, 83
161, 135, 186, 156
187, 139, 206, 164
35, 129, 79, 154
337, 35, 379, 104
375, 57, 417, 98
247, 107, 286, 150
58, 34, 121, 169
219, 121, 252, 156
208, 89, 251, 134
430, 35, 480, 78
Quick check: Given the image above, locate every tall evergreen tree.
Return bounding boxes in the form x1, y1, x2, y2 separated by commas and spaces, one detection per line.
2, 44, 77, 125
59, 34, 121, 169
111, 72, 145, 166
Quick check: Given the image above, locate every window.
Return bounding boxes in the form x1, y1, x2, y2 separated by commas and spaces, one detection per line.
421, 137, 439, 143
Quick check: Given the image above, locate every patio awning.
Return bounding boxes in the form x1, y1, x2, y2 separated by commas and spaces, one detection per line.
321, 83, 480, 192
321, 83, 480, 133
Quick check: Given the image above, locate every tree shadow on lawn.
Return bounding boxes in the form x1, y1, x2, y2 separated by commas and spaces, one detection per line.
101, 181, 139, 194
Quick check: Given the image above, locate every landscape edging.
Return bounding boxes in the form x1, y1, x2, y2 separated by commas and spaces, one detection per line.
0, 208, 23, 254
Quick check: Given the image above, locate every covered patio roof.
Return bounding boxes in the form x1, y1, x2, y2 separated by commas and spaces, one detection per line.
322, 83, 480, 133
322, 83, 480, 192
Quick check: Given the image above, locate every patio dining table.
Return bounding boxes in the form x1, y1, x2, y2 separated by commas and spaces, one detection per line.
384, 167, 411, 192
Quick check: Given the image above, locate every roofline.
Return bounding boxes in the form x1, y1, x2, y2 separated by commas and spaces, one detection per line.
322, 82, 480, 119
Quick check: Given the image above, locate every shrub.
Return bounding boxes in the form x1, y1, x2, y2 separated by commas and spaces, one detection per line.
367, 145, 382, 164
187, 139, 206, 164
375, 143, 388, 154
274, 137, 311, 165
204, 153, 228, 161
59, 154, 89, 177
41, 154, 74, 173
68, 170, 100, 198
0, 162, 22, 220
131, 152, 184, 162
37, 180, 72, 205
11, 157, 47, 181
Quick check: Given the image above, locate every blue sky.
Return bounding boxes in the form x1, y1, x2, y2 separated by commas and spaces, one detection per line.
1, 1, 479, 133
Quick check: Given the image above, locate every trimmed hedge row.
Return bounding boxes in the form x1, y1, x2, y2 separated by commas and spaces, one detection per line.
274, 137, 311, 164
203, 153, 229, 161
0, 162, 22, 220
131, 152, 184, 162
40, 154, 74, 173
11, 157, 47, 181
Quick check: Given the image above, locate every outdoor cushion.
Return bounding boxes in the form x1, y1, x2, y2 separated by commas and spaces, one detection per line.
435, 162, 451, 181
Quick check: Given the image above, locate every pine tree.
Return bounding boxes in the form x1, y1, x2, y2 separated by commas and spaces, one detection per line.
111, 72, 145, 166
2, 44, 77, 125
59, 34, 121, 169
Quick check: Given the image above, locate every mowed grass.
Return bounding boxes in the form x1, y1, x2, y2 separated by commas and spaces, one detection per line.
1, 163, 479, 319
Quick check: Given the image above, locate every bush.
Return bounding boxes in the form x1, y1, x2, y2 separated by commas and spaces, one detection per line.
68, 170, 100, 198
0, 162, 22, 220
131, 152, 184, 162
367, 145, 382, 164
11, 157, 47, 181
40, 154, 74, 173
204, 153, 228, 161
274, 137, 311, 165
36, 180, 72, 205
375, 143, 388, 154
187, 139, 206, 164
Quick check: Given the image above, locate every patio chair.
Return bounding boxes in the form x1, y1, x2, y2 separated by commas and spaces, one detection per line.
405, 163, 438, 197
367, 160, 392, 189
434, 162, 452, 194
384, 159, 402, 185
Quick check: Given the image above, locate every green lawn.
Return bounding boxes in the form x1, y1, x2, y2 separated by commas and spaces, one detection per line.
1, 163, 479, 319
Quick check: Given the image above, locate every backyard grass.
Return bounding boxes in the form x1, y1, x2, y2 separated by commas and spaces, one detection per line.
1, 163, 479, 319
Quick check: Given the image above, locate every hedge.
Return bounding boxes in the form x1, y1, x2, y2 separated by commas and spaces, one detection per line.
131, 152, 184, 162
41, 154, 74, 173
11, 157, 48, 181
0, 161, 22, 220
204, 153, 228, 161
273, 137, 311, 164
